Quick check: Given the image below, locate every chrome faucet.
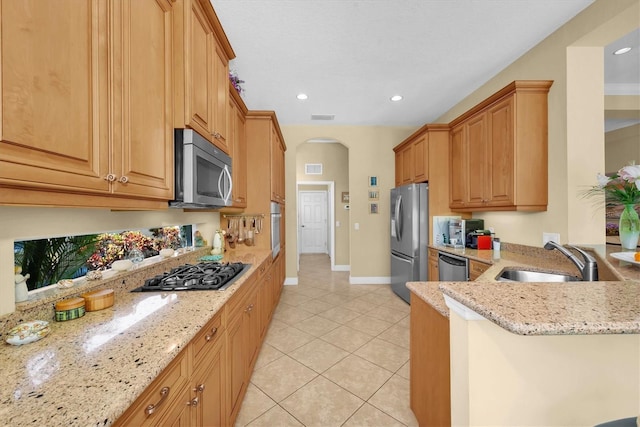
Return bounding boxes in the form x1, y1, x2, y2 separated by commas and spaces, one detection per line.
543, 241, 599, 281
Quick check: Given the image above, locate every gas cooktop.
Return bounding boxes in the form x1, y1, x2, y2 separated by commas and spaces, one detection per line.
132, 262, 251, 292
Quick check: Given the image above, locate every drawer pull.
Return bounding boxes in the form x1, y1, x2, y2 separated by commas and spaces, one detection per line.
144, 386, 170, 416
187, 397, 199, 407
245, 304, 254, 313
205, 327, 218, 342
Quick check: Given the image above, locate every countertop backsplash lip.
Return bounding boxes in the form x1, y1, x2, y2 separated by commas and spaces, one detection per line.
411, 242, 640, 335
1, 246, 211, 338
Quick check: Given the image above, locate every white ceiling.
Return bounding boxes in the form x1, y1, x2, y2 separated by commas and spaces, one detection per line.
212, 0, 638, 128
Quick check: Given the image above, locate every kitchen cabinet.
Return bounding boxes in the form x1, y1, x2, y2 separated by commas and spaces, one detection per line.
173, 0, 234, 153
469, 259, 491, 281
393, 131, 427, 186
114, 346, 192, 426
246, 111, 287, 254
0, 0, 173, 209
449, 80, 553, 212
428, 248, 439, 281
227, 83, 248, 208
410, 290, 451, 427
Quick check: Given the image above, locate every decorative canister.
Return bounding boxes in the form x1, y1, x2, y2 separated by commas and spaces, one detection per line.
55, 297, 86, 322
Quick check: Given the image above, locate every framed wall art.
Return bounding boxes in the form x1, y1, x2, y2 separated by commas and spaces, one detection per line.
369, 203, 378, 214
368, 190, 379, 201
341, 192, 350, 203
368, 176, 378, 187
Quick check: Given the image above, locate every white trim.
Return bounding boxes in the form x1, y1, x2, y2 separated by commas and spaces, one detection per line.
284, 277, 298, 286
443, 294, 486, 321
349, 276, 390, 285
333, 264, 350, 272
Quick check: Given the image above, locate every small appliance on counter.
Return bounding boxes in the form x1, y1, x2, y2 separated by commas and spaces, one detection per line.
466, 230, 492, 249
448, 218, 485, 248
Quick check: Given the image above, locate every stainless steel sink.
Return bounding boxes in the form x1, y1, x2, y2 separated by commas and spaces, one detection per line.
496, 268, 582, 282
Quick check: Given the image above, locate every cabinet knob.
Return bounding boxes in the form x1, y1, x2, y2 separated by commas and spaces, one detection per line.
104, 173, 117, 182
119, 176, 129, 184
187, 396, 199, 407
205, 327, 218, 342
194, 384, 205, 393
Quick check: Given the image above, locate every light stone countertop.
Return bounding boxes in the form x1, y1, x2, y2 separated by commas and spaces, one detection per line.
407, 243, 640, 335
0, 247, 272, 427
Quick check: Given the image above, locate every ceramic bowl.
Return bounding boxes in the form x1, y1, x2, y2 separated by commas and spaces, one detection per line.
111, 259, 133, 272
6, 320, 50, 345
160, 248, 175, 258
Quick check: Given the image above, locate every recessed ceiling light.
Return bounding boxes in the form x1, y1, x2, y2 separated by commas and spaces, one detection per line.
390, 95, 403, 102
613, 47, 632, 55
297, 93, 308, 100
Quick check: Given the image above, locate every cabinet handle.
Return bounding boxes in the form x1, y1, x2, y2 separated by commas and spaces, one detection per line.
212, 131, 221, 139
104, 173, 117, 182
144, 386, 170, 415
194, 384, 205, 393
119, 176, 129, 184
245, 304, 253, 313
205, 327, 218, 342
187, 397, 199, 407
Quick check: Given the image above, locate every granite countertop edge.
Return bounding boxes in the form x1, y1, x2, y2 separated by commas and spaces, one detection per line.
408, 244, 640, 336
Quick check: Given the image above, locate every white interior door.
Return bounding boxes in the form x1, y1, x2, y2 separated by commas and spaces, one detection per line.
299, 191, 328, 253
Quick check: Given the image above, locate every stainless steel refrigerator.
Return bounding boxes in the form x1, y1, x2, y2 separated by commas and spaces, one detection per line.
390, 183, 428, 304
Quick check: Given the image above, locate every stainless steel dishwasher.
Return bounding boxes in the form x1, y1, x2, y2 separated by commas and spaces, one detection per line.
438, 252, 469, 281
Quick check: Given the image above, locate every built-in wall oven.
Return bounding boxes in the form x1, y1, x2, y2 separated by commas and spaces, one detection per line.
270, 202, 281, 259
438, 252, 469, 281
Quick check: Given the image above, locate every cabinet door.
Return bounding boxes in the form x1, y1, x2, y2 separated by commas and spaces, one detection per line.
184, 0, 214, 139
466, 113, 487, 206
226, 310, 246, 422
245, 288, 260, 372
191, 338, 225, 427
0, 0, 110, 193
394, 151, 403, 187
469, 260, 491, 281
486, 96, 514, 206
270, 127, 285, 202
401, 145, 414, 184
229, 97, 247, 207
449, 124, 467, 208
428, 249, 439, 281
113, 0, 173, 199
413, 136, 428, 183
212, 44, 229, 149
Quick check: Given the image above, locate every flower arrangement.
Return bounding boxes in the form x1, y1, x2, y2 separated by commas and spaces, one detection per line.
86, 227, 182, 270
584, 164, 640, 206
229, 70, 244, 95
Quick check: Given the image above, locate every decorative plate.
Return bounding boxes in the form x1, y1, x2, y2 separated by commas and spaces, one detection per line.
199, 255, 223, 262
609, 252, 640, 266
6, 320, 50, 346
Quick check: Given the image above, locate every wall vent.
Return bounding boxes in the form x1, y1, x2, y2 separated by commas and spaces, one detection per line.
305, 163, 323, 175
311, 114, 335, 121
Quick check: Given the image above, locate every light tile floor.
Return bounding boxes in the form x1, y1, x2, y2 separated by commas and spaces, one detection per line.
235, 254, 418, 427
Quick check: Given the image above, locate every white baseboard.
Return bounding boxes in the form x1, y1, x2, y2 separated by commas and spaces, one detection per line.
332, 264, 350, 272
349, 276, 391, 285
284, 277, 298, 286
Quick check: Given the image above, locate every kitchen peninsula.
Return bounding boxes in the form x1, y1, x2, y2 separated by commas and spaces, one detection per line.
409, 243, 640, 427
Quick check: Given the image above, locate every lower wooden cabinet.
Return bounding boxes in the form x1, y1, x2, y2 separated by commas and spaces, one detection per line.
469, 259, 491, 281
115, 256, 284, 427
410, 291, 450, 426
428, 248, 439, 281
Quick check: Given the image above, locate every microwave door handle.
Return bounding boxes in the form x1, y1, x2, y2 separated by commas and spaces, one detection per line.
221, 165, 232, 204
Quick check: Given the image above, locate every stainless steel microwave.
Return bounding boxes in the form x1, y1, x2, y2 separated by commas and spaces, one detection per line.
170, 129, 232, 209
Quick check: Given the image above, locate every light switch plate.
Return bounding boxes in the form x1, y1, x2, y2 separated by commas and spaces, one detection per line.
543, 232, 560, 245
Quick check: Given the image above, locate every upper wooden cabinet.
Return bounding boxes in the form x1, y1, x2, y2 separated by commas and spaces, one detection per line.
0, 0, 173, 209
270, 127, 286, 204
449, 80, 553, 212
393, 132, 427, 186
173, 0, 234, 153
228, 83, 248, 208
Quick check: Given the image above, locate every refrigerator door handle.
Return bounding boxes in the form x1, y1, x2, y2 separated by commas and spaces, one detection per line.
394, 195, 402, 241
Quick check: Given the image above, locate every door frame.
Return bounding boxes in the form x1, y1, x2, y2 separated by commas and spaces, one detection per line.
296, 181, 335, 272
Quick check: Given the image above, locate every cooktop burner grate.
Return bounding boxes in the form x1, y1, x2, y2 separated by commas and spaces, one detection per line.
132, 262, 250, 292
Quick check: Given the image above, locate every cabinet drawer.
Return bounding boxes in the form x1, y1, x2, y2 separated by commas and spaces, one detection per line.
469, 260, 491, 281
192, 310, 224, 365
114, 347, 191, 426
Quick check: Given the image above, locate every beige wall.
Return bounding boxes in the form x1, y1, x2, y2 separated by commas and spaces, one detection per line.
436, 0, 639, 247
449, 312, 640, 426
296, 142, 350, 266
0, 206, 220, 315
606, 123, 640, 173
283, 126, 415, 281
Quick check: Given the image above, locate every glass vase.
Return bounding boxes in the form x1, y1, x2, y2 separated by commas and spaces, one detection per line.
618, 204, 640, 250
